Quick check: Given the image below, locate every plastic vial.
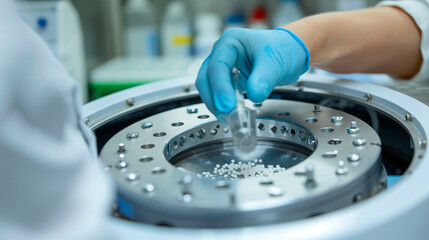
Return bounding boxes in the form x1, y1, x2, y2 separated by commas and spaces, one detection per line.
226, 67, 257, 153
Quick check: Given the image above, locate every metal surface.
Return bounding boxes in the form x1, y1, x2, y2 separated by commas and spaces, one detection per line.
82, 74, 429, 239
100, 100, 382, 227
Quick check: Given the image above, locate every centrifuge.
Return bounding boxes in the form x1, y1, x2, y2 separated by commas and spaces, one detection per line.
82, 73, 429, 239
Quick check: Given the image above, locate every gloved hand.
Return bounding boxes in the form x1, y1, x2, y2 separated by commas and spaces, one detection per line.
196, 28, 310, 117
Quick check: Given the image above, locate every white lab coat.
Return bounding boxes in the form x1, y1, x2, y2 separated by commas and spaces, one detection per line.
0, 1, 113, 240
379, 0, 429, 82
0, 0, 428, 240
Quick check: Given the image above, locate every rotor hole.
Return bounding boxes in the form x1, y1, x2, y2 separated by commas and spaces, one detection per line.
141, 143, 155, 149
260, 179, 274, 185
298, 131, 306, 141
155, 222, 174, 227
197, 129, 206, 139
280, 126, 288, 135
153, 132, 166, 137
258, 123, 265, 131
321, 127, 334, 133
290, 129, 296, 137
328, 139, 342, 145
151, 167, 166, 174
173, 141, 178, 149
216, 181, 230, 189
179, 136, 186, 146
197, 115, 210, 119
139, 156, 154, 162
322, 150, 338, 158
305, 118, 318, 123
216, 124, 220, 128
278, 112, 290, 116
189, 133, 195, 140
270, 126, 277, 134
171, 122, 184, 127
308, 135, 316, 146
353, 193, 364, 203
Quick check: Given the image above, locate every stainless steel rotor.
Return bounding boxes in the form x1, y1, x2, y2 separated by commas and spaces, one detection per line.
100, 99, 383, 228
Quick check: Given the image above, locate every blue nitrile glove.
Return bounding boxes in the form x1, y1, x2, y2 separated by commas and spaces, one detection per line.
195, 28, 310, 118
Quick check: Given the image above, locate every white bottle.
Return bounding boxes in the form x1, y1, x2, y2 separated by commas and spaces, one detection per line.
124, 0, 158, 57
272, 0, 305, 28
194, 13, 221, 58
161, 1, 192, 57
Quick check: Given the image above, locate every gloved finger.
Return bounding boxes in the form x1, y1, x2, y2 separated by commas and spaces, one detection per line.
195, 58, 217, 115
246, 54, 280, 103
207, 44, 238, 114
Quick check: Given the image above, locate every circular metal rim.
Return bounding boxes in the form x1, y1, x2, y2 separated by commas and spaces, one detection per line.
100, 100, 381, 225
83, 74, 429, 239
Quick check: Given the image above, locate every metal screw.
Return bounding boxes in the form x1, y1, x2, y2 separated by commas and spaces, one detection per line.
126, 132, 139, 139
179, 136, 187, 146
295, 163, 317, 188
336, 161, 348, 175
331, 116, 343, 123
142, 183, 155, 193
141, 122, 153, 129
126, 98, 135, 107
364, 93, 372, 101
116, 160, 128, 169
305, 163, 316, 188
126, 172, 139, 181
353, 138, 367, 146
119, 153, 125, 161
347, 121, 360, 134
405, 113, 412, 121
348, 153, 360, 162
187, 107, 198, 114
118, 143, 126, 152
420, 140, 427, 149
84, 117, 90, 126
313, 105, 321, 113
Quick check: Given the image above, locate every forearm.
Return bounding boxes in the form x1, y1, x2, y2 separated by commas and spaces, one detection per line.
283, 7, 422, 79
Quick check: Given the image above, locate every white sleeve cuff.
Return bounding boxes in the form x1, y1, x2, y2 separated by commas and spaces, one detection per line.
377, 0, 429, 82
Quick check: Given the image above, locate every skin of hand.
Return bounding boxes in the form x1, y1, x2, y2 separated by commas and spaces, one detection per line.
284, 6, 422, 79
195, 28, 310, 117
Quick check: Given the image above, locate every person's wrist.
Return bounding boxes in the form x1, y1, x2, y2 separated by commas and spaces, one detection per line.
275, 28, 311, 75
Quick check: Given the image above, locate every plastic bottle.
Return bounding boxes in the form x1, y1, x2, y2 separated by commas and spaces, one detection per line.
161, 1, 192, 57
249, 4, 269, 29
224, 13, 245, 29
124, 0, 158, 57
194, 13, 221, 57
272, 0, 305, 28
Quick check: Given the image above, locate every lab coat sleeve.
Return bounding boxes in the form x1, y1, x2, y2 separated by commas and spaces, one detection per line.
377, 0, 429, 82
0, 1, 114, 240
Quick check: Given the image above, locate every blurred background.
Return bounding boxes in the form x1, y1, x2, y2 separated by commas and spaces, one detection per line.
16, 0, 384, 102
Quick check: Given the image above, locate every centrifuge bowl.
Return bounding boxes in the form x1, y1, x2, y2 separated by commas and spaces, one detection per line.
83, 74, 429, 239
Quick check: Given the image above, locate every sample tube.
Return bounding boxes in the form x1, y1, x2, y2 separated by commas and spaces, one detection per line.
227, 67, 257, 153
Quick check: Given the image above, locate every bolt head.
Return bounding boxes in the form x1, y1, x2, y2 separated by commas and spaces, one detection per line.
348, 153, 360, 162
142, 183, 155, 193
126, 172, 139, 181
116, 161, 128, 169
353, 138, 367, 146
187, 107, 198, 114
141, 122, 153, 129
126, 98, 135, 106
126, 132, 139, 139
331, 116, 343, 123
